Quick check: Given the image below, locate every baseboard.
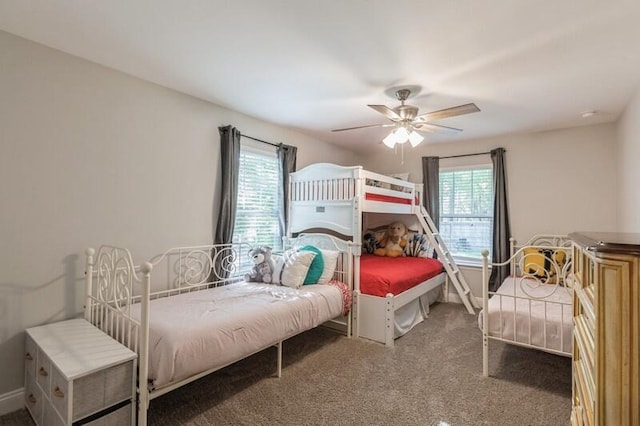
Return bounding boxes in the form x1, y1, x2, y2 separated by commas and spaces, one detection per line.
0, 388, 24, 416
446, 292, 482, 308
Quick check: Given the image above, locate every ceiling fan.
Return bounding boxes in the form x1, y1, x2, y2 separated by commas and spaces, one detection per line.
332, 88, 480, 148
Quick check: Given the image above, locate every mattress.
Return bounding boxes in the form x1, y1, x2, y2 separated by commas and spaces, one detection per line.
364, 192, 419, 205
131, 281, 344, 388
478, 277, 573, 353
359, 254, 444, 297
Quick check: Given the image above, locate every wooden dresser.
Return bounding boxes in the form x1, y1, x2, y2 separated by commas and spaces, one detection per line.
569, 232, 640, 426
24, 319, 137, 425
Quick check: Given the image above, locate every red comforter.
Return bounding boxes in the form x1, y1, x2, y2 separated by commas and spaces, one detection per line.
359, 254, 444, 297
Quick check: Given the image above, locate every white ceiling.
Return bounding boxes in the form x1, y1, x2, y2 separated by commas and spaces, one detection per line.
2, 1, 640, 153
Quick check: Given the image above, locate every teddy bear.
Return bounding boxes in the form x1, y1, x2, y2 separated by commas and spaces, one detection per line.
244, 246, 275, 283
374, 221, 408, 257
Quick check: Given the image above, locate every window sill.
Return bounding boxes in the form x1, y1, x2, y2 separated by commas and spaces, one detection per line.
452, 260, 491, 269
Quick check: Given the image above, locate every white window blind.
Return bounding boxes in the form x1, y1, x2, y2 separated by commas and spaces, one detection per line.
232, 147, 282, 250
439, 166, 493, 265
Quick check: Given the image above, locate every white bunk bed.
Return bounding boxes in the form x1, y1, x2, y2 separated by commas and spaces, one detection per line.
288, 163, 448, 347
480, 234, 573, 377
83, 233, 354, 425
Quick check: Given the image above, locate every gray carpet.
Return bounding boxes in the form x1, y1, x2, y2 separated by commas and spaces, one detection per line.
1, 303, 571, 426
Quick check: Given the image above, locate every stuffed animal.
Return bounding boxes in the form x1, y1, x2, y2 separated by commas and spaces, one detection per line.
245, 246, 275, 283
374, 221, 408, 257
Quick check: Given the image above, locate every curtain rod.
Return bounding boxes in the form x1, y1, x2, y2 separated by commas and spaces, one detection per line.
439, 150, 504, 160
241, 134, 279, 148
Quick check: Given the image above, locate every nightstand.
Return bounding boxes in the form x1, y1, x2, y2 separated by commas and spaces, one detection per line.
24, 318, 137, 425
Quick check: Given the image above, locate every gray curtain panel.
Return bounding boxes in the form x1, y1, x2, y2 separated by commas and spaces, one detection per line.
421, 156, 440, 230
488, 147, 511, 291
214, 125, 241, 245
277, 143, 297, 240
212, 125, 241, 280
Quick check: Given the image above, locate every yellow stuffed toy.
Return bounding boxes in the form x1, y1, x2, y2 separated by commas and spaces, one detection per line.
374, 221, 408, 257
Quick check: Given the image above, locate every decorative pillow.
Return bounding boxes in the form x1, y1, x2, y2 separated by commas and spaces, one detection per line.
362, 232, 379, 254
522, 248, 568, 284
300, 245, 324, 285
362, 227, 386, 254
272, 249, 317, 288
325, 279, 353, 316
317, 249, 339, 284
404, 233, 431, 258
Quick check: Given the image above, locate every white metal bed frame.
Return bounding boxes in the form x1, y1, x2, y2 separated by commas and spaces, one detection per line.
83, 233, 354, 425
288, 163, 448, 347
481, 234, 573, 377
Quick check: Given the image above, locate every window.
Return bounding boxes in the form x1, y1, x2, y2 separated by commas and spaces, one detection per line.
439, 166, 493, 265
232, 146, 282, 250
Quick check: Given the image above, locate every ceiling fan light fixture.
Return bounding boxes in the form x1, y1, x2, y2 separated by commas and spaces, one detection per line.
382, 132, 397, 148
383, 125, 424, 148
394, 126, 410, 144
408, 130, 424, 147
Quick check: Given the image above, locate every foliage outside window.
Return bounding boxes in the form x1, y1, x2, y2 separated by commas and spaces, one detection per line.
439, 166, 493, 265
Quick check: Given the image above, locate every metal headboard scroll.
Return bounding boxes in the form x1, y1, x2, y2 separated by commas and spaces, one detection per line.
516, 247, 572, 299
96, 245, 138, 311
147, 244, 249, 290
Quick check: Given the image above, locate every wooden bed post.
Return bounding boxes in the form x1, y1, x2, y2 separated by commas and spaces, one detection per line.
352, 290, 360, 338
84, 248, 95, 323
481, 250, 490, 377
138, 261, 153, 426
346, 242, 355, 338
384, 294, 394, 348
352, 241, 361, 340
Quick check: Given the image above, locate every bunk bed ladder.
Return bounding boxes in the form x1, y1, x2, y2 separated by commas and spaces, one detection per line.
417, 206, 481, 314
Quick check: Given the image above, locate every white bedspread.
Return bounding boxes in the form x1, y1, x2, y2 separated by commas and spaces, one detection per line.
131, 282, 343, 388
478, 277, 573, 354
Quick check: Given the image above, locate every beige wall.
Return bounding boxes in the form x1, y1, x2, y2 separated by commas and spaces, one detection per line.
0, 25, 631, 404
361, 124, 618, 297
616, 86, 640, 232
0, 30, 360, 397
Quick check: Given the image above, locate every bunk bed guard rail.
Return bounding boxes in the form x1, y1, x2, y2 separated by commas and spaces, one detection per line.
288, 163, 422, 237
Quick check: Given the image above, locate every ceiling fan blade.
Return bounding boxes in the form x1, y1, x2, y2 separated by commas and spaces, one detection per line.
331, 123, 394, 132
368, 104, 402, 121
415, 103, 480, 122
414, 122, 463, 133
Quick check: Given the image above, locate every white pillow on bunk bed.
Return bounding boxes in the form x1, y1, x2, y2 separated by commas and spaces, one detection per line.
389, 172, 409, 180
272, 250, 317, 288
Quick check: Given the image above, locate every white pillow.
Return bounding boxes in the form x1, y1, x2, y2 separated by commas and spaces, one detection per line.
272, 250, 317, 288
389, 172, 410, 181
317, 249, 339, 284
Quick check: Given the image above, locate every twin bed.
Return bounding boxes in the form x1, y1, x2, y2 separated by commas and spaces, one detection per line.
84, 234, 354, 425
480, 234, 574, 376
